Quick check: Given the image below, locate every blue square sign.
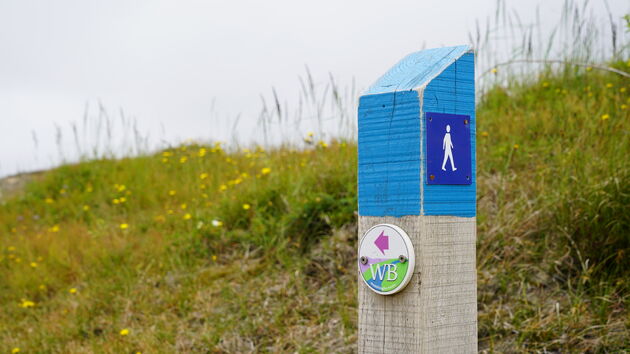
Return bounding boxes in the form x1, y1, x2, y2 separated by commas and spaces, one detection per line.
425, 112, 472, 185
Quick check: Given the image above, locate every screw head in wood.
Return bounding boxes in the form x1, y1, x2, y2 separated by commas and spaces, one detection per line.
398, 255, 407, 263
360, 256, 368, 265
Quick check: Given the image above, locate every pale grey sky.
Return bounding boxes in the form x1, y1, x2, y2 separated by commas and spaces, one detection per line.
1, 0, 628, 177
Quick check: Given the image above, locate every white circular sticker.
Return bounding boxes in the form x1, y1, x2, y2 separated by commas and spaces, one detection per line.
358, 224, 415, 295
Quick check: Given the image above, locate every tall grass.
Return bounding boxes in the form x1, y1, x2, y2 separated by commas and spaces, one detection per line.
0, 0, 628, 352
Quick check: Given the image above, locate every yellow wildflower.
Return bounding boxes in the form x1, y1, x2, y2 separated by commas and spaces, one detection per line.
261, 167, 271, 175
39, 284, 47, 291
12, 348, 20, 353
621, 104, 627, 110
198, 148, 207, 157
183, 213, 192, 220
83, 205, 90, 211
167, 209, 174, 215
481, 131, 489, 137
513, 144, 519, 149
180, 203, 187, 210
601, 114, 610, 121
242, 203, 251, 210
8, 246, 15, 252
45, 198, 54, 204
586, 66, 592, 72
19, 299, 35, 308
117, 185, 126, 192
621, 87, 627, 93
119, 328, 130, 336
211, 220, 223, 227
49, 225, 60, 233
606, 83, 613, 88
169, 190, 176, 196
318, 140, 328, 148
162, 157, 169, 163
180, 156, 188, 163
120, 223, 129, 230
219, 184, 228, 191
200, 172, 208, 180
212, 255, 217, 261
119, 197, 126, 203
491, 68, 498, 74
69, 288, 77, 294
30, 262, 37, 268
113, 198, 120, 204
542, 82, 549, 88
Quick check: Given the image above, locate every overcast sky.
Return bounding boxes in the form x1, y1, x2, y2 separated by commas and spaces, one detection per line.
1, 0, 628, 177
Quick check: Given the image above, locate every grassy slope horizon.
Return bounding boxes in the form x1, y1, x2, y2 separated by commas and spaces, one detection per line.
1, 61, 629, 353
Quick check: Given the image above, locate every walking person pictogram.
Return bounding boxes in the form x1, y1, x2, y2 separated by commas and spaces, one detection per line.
441, 125, 457, 171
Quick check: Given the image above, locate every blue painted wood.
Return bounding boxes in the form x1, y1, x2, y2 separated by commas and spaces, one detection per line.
358, 47, 475, 217
358, 90, 421, 217
364, 45, 471, 95
422, 52, 476, 217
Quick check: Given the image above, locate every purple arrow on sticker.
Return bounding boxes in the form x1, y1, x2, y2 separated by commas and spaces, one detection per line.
374, 230, 389, 254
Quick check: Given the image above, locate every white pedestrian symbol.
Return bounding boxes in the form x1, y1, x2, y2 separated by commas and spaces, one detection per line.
441, 125, 457, 171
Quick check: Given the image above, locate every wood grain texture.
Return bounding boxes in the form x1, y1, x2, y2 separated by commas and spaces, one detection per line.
358, 215, 477, 353
358, 91, 421, 217
364, 45, 471, 96
358, 46, 477, 352
422, 52, 476, 217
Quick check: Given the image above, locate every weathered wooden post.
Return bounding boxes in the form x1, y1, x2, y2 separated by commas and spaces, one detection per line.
357, 45, 477, 353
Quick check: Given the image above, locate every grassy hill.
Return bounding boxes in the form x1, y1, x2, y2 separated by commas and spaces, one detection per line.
1, 62, 628, 353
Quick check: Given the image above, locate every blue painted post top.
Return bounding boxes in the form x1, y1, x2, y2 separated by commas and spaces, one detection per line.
358, 45, 476, 217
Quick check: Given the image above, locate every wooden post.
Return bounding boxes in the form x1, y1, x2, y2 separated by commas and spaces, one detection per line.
357, 45, 477, 353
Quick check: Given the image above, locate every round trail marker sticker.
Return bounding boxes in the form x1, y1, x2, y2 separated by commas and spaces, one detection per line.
358, 224, 415, 295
